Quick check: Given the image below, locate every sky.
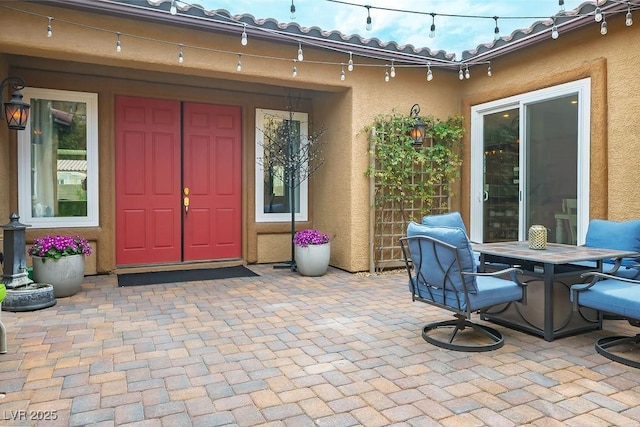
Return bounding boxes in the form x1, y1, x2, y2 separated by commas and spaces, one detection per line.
191, 0, 588, 58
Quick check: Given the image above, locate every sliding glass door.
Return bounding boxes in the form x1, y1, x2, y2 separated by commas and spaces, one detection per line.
470, 79, 591, 244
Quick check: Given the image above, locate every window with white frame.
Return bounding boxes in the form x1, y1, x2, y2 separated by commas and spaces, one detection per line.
255, 108, 309, 222
18, 88, 99, 228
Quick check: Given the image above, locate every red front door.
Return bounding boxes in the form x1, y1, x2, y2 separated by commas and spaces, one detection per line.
115, 96, 242, 266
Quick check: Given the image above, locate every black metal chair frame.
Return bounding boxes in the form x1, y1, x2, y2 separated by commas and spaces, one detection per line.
572, 272, 640, 369
400, 235, 526, 352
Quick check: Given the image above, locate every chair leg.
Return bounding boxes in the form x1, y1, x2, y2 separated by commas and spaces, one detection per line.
422, 314, 505, 352
595, 334, 640, 369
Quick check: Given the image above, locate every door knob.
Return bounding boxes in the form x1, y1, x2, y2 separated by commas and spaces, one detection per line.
183, 188, 190, 214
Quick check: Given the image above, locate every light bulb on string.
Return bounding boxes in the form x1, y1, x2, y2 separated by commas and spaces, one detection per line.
178, 44, 184, 63
340, 64, 346, 81
384, 67, 389, 82
365, 6, 372, 31
487, 66, 492, 77
297, 42, 304, 62
493, 16, 500, 41
551, 20, 559, 39
348, 52, 354, 71
236, 54, 242, 72
47, 17, 53, 38
290, 1, 296, 20
426, 64, 433, 81
626, 3, 633, 26
390, 61, 396, 78
594, 7, 602, 22
241, 24, 248, 46
170, 0, 177, 15
459, 66, 464, 80
465, 64, 470, 79
559, 0, 565, 13
600, 17, 607, 35
292, 63, 298, 78
429, 14, 436, 38
116, 32, 122, 52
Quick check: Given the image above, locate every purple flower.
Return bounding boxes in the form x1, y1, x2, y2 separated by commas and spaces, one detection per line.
293, 229, 330, 247
28, 235, 92, 260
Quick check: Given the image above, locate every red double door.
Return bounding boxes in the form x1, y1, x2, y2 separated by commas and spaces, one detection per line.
115, 96, 242, 266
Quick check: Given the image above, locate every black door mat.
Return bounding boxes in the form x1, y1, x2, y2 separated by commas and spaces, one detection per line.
117, 265, 258, 287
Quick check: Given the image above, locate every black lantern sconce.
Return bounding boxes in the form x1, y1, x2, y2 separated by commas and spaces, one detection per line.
1, 76, 30, 130
409, 103, 425, 146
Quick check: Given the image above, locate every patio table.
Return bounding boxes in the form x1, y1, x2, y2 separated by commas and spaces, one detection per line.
472, 241, 640, 341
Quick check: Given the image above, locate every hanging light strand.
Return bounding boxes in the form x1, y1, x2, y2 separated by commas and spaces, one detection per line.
493, 16, 500, 41
290, 0, 296, 20
241, 23, 248, 46
297, 42, 304, 61
365, 5, 372, 31
116, 32, 122, 52
47, 16, 53, 37
429, 13, 436, 38
178, 43, 184, 63
626, 2, 633, 26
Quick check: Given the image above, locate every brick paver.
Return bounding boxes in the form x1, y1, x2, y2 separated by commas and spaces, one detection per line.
1, 264, 640, 426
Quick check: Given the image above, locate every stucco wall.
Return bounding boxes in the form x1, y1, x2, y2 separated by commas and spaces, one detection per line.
458, 12, 640, 222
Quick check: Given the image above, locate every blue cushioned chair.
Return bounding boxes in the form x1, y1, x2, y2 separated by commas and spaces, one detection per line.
584, 219, 640, 279
400, 222, 527, 352
571, 273, 640, 368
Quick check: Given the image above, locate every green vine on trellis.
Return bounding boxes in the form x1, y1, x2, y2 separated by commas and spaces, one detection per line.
364, 111, 465, 220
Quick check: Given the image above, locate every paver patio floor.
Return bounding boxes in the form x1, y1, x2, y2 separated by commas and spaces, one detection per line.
1, 264, 639, 426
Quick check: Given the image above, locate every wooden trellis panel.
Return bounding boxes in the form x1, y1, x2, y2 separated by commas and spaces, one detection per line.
369, 130, 450, 272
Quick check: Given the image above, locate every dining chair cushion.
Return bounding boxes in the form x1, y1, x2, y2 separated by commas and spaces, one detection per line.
571, 279, 640, 320
407, 222, 478, 293
422, 212, 468, 235
585, 219, 640, 266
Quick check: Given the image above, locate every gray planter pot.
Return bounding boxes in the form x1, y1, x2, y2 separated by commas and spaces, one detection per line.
295, 243, 330, 276
32, 254, 85, 298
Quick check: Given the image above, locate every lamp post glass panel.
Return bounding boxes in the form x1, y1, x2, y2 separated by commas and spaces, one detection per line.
1, 76, 30, 130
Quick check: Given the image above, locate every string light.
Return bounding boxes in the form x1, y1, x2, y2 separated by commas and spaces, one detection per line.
292, 62, 298, 77
459, 66, 464, 80
487, 65, 492, 77
551, 18, 559, 39
241, 23, 248, 46
390, 60, 396, 78
600, 14, 607, 35
297, 42, 303, 62
365, 5, 372, 31
384, 67, 389, 82
340, 64, 346, 81
116, 32, 122, 52
559, 0, 565, 13
47, 17, 53, 38
170, 0, 177, 16
347, 52, 354, 71
429, 13, 436, 38
178, 44, 184, 63
290, 0, 296, 20
426, 64, 433, 81
236, 54, 242, 72
493, 16, 500, 41
626, 2, 633, 27
594, 6, 603, 22
465, 64, 470, 79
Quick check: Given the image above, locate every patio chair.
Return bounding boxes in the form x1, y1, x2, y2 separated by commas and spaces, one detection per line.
584, 219, 640, 279
400, 222, 527, 352
571, 272, 640, 368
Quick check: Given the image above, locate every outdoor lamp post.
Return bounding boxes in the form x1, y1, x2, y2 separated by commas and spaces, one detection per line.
1, 76, 30, 130
409, 103, 426, 146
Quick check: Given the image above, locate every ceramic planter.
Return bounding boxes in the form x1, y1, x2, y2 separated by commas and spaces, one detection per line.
32, 254, 85, 298
295, 242, 330, 276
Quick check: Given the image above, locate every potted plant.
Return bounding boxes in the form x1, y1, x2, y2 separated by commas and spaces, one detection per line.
293, 229, 331, 276
28, 235, 92, 297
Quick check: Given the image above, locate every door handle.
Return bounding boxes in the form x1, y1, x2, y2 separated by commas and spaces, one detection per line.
483, 190, 489, 201
183, 187, 190, 214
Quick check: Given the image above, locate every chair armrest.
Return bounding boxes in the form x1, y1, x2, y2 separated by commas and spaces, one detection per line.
462, 267, 522, 277
579, 271, 640, 285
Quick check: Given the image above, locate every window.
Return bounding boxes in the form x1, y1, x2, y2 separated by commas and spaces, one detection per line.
18, 88, 99, 227
255, 108, 309, 222
470, 78, 591, 244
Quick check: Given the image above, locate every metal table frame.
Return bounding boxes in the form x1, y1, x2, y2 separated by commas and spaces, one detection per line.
473, 241, 639, 341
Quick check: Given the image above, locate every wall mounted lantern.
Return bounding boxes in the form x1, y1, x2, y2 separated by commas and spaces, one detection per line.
1, 76, 30, 130
409, 103, 425, 146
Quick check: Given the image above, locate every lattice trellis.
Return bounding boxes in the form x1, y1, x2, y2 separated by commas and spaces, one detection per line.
369, 130, 451, 272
